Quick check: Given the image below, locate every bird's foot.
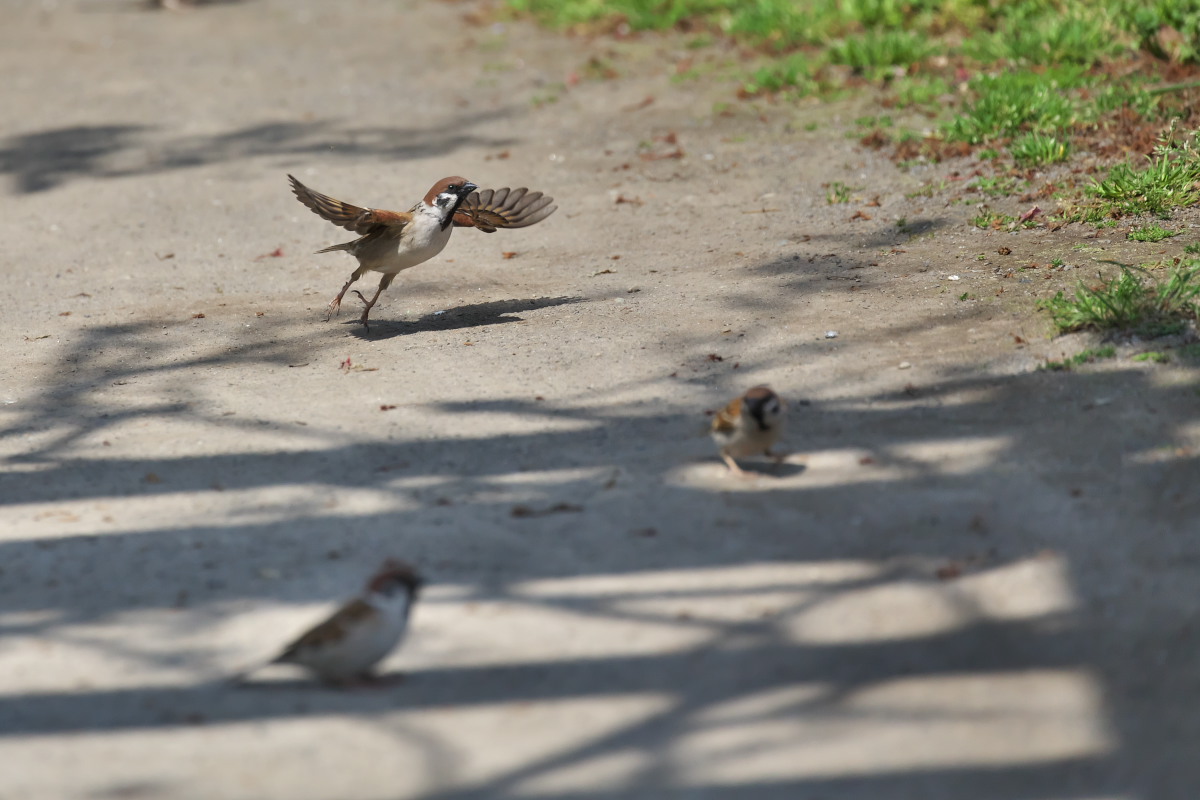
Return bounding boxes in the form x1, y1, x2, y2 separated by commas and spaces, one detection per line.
351, 291, 374, 332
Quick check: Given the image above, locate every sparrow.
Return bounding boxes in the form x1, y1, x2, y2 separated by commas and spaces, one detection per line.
288, 174, 556, 330
236, 559, 423, 686
710, 385, 787, 476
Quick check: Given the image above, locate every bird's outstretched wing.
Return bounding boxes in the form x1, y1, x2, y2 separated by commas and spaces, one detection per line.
288, 174, 412, 234
453, 187, 557, 233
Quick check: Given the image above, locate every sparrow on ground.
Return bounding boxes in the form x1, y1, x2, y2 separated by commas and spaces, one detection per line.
710, 385, 787, 476
236, 559, 422, 686
288, 174, 556, 330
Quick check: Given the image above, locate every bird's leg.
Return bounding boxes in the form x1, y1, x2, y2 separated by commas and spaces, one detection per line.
351, 273, 395, 332
325, 267, 365, 321
721, 452, 750, 478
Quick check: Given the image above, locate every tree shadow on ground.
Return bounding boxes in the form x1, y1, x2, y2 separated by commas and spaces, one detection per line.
1, 307, 1198, 798
0, 114, 516, 194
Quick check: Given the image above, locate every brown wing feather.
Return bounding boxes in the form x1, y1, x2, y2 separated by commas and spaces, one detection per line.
453, 186, 557, 232
711, 398, 742, 435
272, 599, 375, 663
288, 174, 411, 235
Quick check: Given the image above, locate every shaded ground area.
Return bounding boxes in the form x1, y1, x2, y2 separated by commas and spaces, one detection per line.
0, 1, 1197, 799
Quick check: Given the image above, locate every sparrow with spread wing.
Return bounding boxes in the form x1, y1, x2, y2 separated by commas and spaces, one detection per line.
288, 175, 556, 330
711, 385, 788, 477
235, 559, 423, 686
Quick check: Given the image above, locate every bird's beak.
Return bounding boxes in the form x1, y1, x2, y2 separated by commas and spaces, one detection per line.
463, 181, 479, 195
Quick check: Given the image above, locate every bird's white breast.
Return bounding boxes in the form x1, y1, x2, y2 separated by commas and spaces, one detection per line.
363, 208, 453, 274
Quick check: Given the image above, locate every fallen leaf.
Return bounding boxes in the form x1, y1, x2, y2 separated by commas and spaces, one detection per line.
380, 404, 397, 411
191, 313, 205, 319
639, 147, 684, 161
501, 251, 518, 259
849, 210, 873, 221
255, 247, 285, 260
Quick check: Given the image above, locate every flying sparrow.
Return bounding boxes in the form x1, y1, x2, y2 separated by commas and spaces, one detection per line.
710, 385, 787, 476
237, 559, 423, 686
288, 174, 556, 330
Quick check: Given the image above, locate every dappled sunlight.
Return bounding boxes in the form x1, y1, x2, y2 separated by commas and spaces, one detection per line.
677, 672, 1112, 785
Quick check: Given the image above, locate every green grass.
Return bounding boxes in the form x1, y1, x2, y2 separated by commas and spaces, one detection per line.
828, 30, 938, 80
1039, 345, 1117, 371
1070, 130, 1200, 221
972, 209, 1016, 229
508, 0, 1200, 227
1128, 224, 1180, 243
1037, 261, 1200, 336
1010, 132, 1071, 167
943, 67, 1092, 145
825, 181, 857, 204
962, 2, 1126, 66
1133, 350, 1171, 363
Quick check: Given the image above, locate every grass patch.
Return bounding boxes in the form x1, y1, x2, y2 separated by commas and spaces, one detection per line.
1039, 345, 1117, 371
1069, 128, 1200, 221
825, 181, 857, 204
972, 210, 1014, 229
943, 67, 1092, 145
1010, 132, 1071, 167
1133, 350, 1171, 363
1128, 224, 1179, 242
1037, 261, 1200, 335
828, 30, 938, 80
507, 0, 1200, 223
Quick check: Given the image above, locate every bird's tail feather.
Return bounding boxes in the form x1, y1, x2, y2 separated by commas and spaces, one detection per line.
315, 242, 353, 254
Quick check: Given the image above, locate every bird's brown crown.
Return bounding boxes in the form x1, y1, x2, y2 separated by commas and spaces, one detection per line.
423, 176, 473, 206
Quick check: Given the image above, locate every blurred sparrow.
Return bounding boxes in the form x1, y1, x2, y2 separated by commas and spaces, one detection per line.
238, 559, 422, 686
710, 385, 787, 476
289, 174, 556, 330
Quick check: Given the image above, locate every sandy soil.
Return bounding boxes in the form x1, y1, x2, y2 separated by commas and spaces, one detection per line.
1, 1, 1198, 798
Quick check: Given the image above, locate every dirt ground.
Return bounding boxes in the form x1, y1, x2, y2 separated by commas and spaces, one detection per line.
1, 1, 1198, 798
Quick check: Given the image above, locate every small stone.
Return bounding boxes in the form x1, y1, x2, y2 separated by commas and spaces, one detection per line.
824, 330, 839, 339
898, 361, 912, 369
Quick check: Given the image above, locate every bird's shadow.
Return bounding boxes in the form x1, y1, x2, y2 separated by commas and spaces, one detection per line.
342, 296, 586, 340
705, 458, 808, 479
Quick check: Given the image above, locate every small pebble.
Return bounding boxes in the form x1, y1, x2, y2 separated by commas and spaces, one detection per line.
898, 361, 912, 369
824, 330, 838, 339
948, 275, 961, 281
